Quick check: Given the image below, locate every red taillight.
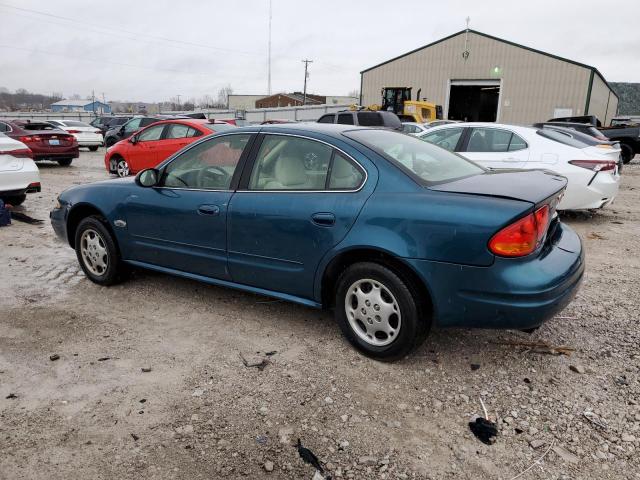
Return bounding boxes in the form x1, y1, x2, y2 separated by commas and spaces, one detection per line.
95, 130, 102, 134
489, 205, 550, 257
19, 135, 40, 143
67, 129, 80, 134
569, 160, 616, 172
0, 148, 33, 158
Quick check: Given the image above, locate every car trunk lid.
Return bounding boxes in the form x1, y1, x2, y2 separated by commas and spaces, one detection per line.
429, 169, 567, 205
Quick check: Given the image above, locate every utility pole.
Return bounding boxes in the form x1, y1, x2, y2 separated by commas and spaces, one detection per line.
301, 59, 313, 105
101, 92, 106, 114
92, 89, 96, 115
267, 0, 272, 95
176, 94, 181, 110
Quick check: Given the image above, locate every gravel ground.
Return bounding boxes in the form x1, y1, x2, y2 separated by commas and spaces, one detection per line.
1, 150, 639, 480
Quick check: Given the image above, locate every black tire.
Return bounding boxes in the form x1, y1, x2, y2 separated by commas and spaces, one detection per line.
0, 194, 26, 206
88, 146, 99, 152
105, 138, 116, 148
335, 262, 430, 361
74, 216, 125, 286
621, 144, 634, 164
58, 158, 73, 166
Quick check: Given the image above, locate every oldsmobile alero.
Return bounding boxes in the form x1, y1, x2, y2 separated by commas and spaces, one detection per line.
50, 124, 584, 360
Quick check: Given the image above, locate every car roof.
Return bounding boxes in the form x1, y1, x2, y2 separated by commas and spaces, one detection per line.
426, 122, 537, 133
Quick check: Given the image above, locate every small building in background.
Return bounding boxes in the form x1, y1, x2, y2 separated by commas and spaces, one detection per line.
51, 99, 112, 114
255, 92, 326, 108
228, 94, 268, 110
361, 29, 619, 125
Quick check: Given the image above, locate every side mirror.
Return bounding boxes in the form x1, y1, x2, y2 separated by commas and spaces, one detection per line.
129, 135, 137, 144
136, 168, 159, 188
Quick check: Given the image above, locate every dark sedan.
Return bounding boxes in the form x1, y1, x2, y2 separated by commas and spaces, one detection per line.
0, 119, 79, 166
51, 124, 583, 361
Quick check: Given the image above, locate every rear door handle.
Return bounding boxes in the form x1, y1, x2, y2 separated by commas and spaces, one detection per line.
311, 212, 335, 226
198, 204, 220, 216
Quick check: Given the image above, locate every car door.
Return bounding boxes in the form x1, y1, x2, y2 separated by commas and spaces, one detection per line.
126, 123, 166, 172
461, 127, 529, 169
124, 133, 254, 279
227, 133, 373, 299
155, 123, 202, 162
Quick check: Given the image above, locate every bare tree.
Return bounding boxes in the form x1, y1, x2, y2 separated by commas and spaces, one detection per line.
217, 85, 233, 108
347, 89, 360, 99
199, 94, 214, 108
70, 93, 82, 100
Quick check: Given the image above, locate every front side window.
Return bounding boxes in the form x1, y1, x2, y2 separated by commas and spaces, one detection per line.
420, 127, 464, 152
137, 124, 165, 142
162, 134, 251, 190
346, 129, 483, 185
0, 122, 9, 132
249, 135, 333, 190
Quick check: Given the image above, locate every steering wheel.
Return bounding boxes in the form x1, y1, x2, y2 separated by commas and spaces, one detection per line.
196, 166, 230, 189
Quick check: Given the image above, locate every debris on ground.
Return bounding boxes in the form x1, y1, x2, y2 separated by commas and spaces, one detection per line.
141, 367, 152, 373
130, 433, 139, 441
97, 357, 111, 362
263, 460, 274, 472
470, 363, 480, 371
469, 398, 498, 445
582, 411, 608, 430
239, 351, 271, 371
49, 354, 60, 361
587, 232, 606, 240
297, 438, 324, 474
5, 393, 18, 399
569, 364, 586, 374
10, 211, 44, 225
497, 340, 575, 356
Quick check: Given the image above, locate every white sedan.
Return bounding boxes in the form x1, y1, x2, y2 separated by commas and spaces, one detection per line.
419, 122, 620, 210
47, 120, 104, 151
401, 120, 460, 136
0, 133, 40, 206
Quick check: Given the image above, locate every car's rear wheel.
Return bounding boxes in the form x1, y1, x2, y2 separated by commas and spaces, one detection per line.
58, 158, 73, 166
74, 216, 124, 286
0, 194, 26, 206
88, 146, 99, 152
114, 157, 130, 177
335, 262, 430, 361
621, 144, 634, 164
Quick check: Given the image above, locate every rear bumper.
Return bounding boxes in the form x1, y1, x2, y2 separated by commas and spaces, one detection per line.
405, 222, 584, 330
559, 171, 620, 210
0, 163, 41, 196
32, 147, 79, 160
77, 139, 104, 147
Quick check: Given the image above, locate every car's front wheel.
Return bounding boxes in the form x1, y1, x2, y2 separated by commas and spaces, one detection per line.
74, 216, 124, 286
621, 144, 634, 164
113, 156, 130, 177
335, 262, 430, 361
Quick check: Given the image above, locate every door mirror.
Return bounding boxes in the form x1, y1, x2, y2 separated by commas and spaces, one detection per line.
129, 135, 137, 144
136, 168, 159, 187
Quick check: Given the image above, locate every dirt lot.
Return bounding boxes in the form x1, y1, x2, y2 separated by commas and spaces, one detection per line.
1, 150, 639, 480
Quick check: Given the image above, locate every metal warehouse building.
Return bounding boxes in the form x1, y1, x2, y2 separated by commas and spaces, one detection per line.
360, 29, 618, 125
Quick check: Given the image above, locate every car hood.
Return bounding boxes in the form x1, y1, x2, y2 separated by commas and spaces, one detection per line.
429, 169, 567, 205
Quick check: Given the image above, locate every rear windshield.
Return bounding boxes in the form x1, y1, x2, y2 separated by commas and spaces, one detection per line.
21, 122, 56, 130
203, 123, 235, 133
537, 129, 590, 149
345, 129, 484, 185
108, 118, 129, 125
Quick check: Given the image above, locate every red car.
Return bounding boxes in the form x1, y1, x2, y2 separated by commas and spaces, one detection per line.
0, 119, 79, 166
104, 119, 235, 177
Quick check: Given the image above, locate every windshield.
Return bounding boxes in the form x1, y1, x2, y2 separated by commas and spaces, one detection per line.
345, 129, 484, 185
62, 120, 91, 127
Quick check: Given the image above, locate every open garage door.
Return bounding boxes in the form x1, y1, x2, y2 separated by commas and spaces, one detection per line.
447, 80, 501, 122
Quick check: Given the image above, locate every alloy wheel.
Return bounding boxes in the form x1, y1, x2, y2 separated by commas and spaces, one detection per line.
344, 278, 401, 347
80, 228, 109, 276
116, 159, 130, 177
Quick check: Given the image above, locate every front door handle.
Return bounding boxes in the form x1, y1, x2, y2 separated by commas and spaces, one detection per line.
198, 204, 220, 216
311, 212, 335, 226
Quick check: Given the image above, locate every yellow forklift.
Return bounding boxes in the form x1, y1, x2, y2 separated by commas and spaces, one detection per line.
372, 87, 442, 123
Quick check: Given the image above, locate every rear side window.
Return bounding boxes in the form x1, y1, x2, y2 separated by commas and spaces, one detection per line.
357, 112, 383, 127
328, 152, 364, 190
317, 114, 335, 124
166, 123, 191, 139
337, 113, 354, 125
0, 122, 9, 132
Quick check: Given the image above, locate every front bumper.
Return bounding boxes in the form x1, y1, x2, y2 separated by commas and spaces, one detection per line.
406, 222, 584, 330
50, 204, 69, 244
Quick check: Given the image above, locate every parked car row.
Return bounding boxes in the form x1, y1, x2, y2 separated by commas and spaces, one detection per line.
0, 119, 79, 166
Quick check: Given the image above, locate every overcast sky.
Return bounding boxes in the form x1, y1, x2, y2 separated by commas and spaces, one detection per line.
0, 0, 638, 103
